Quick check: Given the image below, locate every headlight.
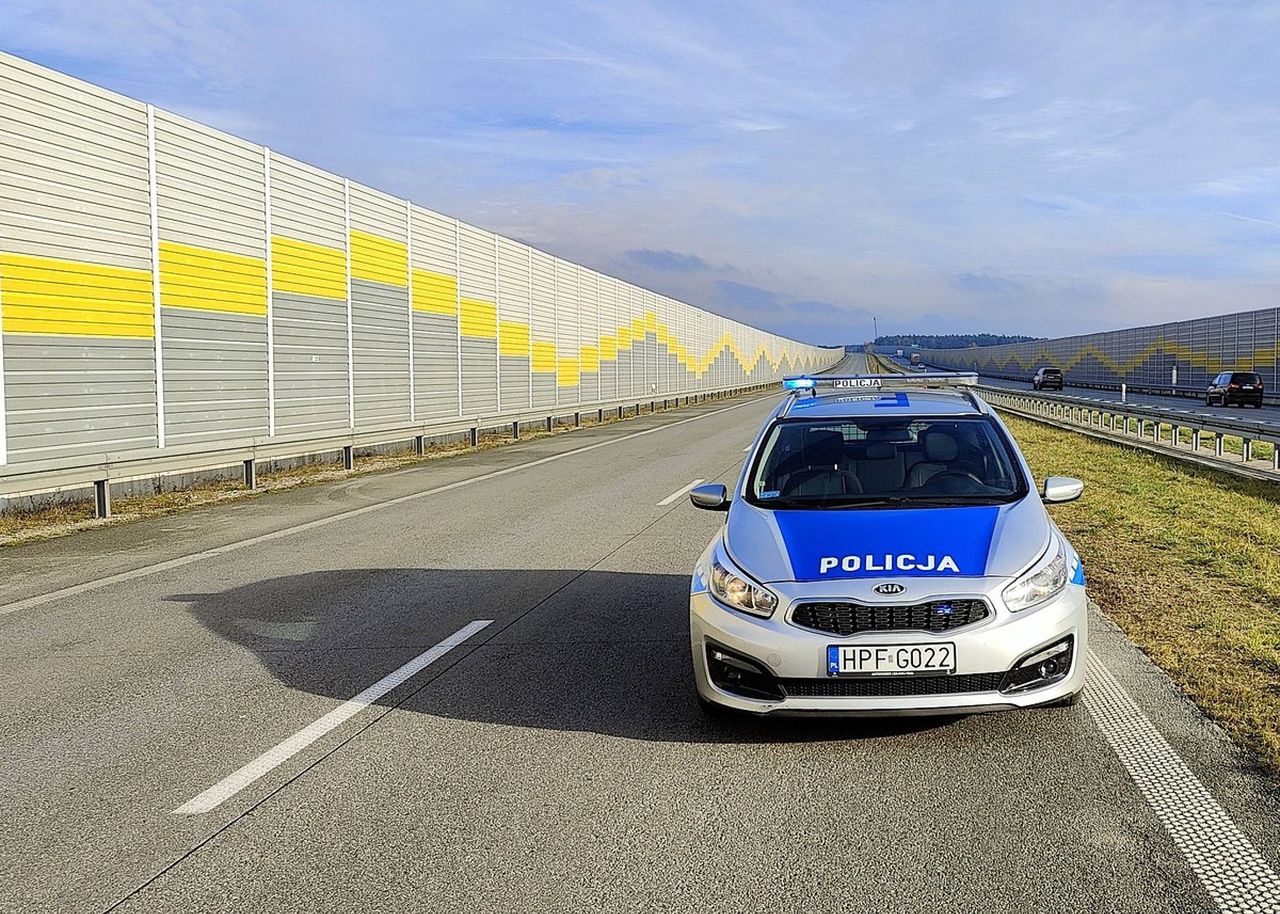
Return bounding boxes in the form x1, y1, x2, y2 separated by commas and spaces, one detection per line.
1002, 539, 1068, 612
709, 549, 778, 618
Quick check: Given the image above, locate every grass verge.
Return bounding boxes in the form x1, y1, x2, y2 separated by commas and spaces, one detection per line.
1002, 412, 1280, 777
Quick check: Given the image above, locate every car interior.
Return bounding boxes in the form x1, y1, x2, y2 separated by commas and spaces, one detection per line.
754, 420, 1021, 501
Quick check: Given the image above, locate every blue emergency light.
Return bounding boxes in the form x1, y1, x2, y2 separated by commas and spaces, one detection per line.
783, 372, 978, 393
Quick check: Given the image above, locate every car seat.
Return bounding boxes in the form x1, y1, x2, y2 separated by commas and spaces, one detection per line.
780, 430, 863, 497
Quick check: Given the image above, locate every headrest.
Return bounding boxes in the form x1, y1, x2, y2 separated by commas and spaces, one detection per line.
804, 430, 845, 465
922, 430, 959, 462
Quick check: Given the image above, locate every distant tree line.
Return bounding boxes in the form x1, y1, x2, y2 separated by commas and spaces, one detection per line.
875, 333, 1044, 349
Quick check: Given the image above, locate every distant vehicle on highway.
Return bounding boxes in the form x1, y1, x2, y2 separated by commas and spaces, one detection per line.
909, 352, 922, 366
1032, 367, 1063, 391
1205, 371, 1264, 408
687, 372, 1088, 717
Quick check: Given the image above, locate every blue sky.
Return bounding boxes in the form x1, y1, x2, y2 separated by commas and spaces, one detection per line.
6, 0, 1280, 345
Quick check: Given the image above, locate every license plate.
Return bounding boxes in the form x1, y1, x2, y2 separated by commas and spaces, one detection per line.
827, 643, 956, 677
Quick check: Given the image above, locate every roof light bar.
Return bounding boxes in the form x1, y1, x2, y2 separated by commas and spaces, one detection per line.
783, 372, 979, 391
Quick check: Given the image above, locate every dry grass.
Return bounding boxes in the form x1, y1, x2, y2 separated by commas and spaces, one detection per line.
1002, 412, 1280, 776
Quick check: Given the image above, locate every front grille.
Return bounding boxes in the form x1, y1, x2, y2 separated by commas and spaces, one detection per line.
780, 672, 1004, 698
790, 599, 989, 636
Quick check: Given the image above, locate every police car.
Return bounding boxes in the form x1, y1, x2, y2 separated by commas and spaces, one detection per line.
688, 372, 1087, 716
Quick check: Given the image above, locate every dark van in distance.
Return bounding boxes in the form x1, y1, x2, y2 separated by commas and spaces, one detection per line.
1032, 367, 1063, 391
1206, 371, 1264, 408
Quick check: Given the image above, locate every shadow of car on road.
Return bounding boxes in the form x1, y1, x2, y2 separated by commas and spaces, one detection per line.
169, 567, 960, 745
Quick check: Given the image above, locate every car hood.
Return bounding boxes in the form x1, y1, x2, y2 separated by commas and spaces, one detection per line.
724, 496, 1051, 584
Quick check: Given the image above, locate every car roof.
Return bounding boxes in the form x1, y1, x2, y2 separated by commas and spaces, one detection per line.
780, 387, 986, 419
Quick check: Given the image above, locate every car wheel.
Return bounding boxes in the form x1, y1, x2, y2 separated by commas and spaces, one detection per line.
1255, 401, 1264, 409
1205, 395, 1212, 406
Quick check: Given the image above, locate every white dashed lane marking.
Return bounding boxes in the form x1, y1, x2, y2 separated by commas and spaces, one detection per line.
1085, 652, 1280, 913
657, 479, 705, 506
173, 620, 492, 815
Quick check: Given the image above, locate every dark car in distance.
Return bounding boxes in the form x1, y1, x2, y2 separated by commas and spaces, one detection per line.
1032, 367, 1063, 391
1206, 371, 1264, 408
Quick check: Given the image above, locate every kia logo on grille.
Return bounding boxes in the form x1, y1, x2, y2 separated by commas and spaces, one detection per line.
874, 583, 906, 595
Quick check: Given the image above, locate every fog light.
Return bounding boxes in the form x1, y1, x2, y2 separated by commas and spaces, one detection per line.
1000, 636, 1074, 694
706, 643, 784, 701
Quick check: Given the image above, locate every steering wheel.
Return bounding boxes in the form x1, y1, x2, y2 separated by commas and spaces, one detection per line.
920, 471, 985, 494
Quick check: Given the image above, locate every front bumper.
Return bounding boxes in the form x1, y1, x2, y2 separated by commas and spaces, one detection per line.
690, 583, 1088, 716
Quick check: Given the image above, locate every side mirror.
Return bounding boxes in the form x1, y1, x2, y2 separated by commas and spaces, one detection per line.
689, 483, 731, 511
1042, 476, 1084, 504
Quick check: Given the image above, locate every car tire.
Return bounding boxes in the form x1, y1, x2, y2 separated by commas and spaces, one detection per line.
1205, 395, 1212, 406
1255, 401, 1264, 409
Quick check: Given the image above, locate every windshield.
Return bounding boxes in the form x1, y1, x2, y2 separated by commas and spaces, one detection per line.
747, 416, 1027, 509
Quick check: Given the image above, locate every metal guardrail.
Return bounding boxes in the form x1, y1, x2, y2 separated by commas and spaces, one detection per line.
0, 383, 779, 518
978, 385, 1280, 478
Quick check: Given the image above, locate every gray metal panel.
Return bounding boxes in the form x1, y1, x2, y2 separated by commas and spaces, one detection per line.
461, 338, 498, 415
599, 363, 617, 403
351, 278, 410, 427
2, 335, 157, 463
271, 291, 350, 435
532, 375, 556, 412
500, 356, 529, 413
160, 307, 267, 445
413, 311, 460, 420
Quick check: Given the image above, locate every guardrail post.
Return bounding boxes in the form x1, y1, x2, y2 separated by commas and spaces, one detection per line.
597, 408, 604, 423
469, 427, 479, 447
574, 412, 581, 428
617, 405, 623, 420
1274, 449, 1279, 471
243, 458, 257, 489
512, 421, 520, 440
1171, 426, 1180, 449
1242, 438, 1252, 462
1191, 429, 1201, 451
94, 479, 111, 519
546, 416, 554, 432
650, 399, 656, 412
1214, 435, 1224, 458
342, 445, 354, 470
414, 435, 425, 456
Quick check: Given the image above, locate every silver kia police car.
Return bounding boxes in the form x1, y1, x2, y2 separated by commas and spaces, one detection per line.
688, 372, 1087, 716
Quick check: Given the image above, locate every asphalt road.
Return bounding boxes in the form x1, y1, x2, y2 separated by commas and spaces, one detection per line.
2, 386, 1278, 913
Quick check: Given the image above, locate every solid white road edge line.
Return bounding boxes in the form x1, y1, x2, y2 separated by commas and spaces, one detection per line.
173, 620, 492, 815
1084, 651, 1280, 910
657, 479, 704, 506
2, 395, 777, 618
